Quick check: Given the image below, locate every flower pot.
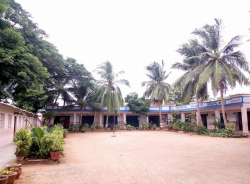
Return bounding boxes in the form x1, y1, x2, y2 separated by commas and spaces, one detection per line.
9, 168, 22, 179
15, 154, 25, 161
0, 175, 8, 184
3, 171, 17, 184
50, 151, 61, 160
7, 163, 22, 171
63, 134, 66, 138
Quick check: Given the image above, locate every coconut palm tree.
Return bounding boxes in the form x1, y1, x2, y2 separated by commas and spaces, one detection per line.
141, 61, 171, 128
172, 41, 209, 125
95, 61, 130, 127
186, 19, 248, 125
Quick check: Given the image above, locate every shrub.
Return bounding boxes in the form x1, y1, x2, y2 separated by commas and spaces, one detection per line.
173, 123, 181, 130
195, 125, 207, 135
14, 128, 32, 156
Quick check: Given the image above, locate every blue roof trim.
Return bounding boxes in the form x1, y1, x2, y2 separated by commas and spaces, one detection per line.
46, 96, 246, 113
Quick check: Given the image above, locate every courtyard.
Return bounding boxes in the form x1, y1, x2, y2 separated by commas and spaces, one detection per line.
16, 131, 250, 184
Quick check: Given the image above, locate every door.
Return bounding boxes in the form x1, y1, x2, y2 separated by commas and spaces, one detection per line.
201, 114, 207, 128
148, 116, 159, 126
103, 116, 117, 127
126, 116, 139, 127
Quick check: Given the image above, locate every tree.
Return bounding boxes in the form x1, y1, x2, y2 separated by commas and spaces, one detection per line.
95, 61, 130, 127
172, 41, 209, 125
67, 80, 95, 125
167, 86, 185, 105
125, 92, 150, 126
141, 61, 171, 128
186, 19, 248, 125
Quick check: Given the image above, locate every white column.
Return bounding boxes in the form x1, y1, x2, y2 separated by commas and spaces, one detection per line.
146, 116, 149, 123
215, 110, 220, 120
168, 113, 173, 121
123, 113, 126, 123
241, 106, 249, 135
74, 113, 76, 124
181, 113, 185, 122
99, 113, 103, 126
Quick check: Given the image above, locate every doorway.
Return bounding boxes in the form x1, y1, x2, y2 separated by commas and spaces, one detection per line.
148, 116, 159, 127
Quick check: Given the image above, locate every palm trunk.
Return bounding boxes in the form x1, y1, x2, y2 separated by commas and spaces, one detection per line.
196, 98, 203, 126
106, 114, 109, 127
219, 81, 228, 125
49, 94, 60, 124
158, 102, 162, 128
79, 107, 83, 126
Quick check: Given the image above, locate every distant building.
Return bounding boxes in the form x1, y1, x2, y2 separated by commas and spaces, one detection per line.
0, 103, 42, 148
46, 94, 250, 135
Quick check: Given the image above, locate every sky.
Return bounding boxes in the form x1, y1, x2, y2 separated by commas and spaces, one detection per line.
17, 0, 250, 100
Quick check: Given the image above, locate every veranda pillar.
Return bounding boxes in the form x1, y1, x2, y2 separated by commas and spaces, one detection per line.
181, 113, 185, 122
241, 106, 249, 135
73, 113, 76, 124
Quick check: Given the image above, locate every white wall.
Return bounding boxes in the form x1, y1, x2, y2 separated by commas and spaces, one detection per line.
0, 106, 15, 148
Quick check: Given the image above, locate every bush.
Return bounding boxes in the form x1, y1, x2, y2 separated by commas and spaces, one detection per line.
14, 128, 32, 156
195, 125, 207, 135
173, 123, 181, 130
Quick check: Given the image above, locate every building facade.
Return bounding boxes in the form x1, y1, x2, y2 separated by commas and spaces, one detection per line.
47, 94, 250, 135
0, 103, 42, 148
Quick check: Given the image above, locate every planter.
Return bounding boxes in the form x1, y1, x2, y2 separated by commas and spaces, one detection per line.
63, 134, 66, 138
50, 151, 61, 160
7, 163, 21, 171
9, 168, 22, 179
3, 171, 17, 184
15, 154, 25, 161
0, 175, 8, 184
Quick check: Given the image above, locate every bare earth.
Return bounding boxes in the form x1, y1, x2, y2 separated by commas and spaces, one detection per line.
16, 131, 250, 184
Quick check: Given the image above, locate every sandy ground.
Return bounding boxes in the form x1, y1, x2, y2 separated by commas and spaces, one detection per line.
15, 131, 250, 184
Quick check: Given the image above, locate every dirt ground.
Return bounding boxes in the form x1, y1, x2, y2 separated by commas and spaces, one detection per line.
15, 131, 250, 184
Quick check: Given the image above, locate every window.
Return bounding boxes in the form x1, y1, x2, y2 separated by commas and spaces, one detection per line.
8, 115, 12, 128
0, 114, 4, 129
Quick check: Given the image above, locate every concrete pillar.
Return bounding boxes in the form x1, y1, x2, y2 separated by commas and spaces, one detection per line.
168, 114, 173, 121
215, 110, 220, 120
181, 113, 185, 122
74, 113, 76, 124
146, 116, 149, 123
123, 113, 126, 123
99, 113, 103, 126
241, 106, 249, 135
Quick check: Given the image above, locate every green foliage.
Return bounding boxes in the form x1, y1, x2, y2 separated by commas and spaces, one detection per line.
43, 111, 55, 121
152, 124, 157, 129
194, 125, 207, 135
99, 125, 103, 129
90, 125, 96, 130
142, 122, 148, 129
14, 128, 32, 156
125, 92, 150, 119
173, 123, 181, 130
95, 61, 130, 117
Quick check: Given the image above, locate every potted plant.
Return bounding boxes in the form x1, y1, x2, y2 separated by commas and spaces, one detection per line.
14, 128, 32, 161
99, 125, 103, 131
90, 125, 96, 131
152, 124, 157, 130
6, 162, 21, 171
63, 129, 68, 138
0, 175, 8, 184
0, 168, 16, 184
49, 134, 64, 161
9, 167, 22, 179
81, 127, 86, 132
68, 126, 74, 132
124, 122, 127, 130
104, 126, 108, 131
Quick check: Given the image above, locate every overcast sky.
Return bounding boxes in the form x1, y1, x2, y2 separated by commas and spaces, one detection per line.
17, 0, 250, 100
